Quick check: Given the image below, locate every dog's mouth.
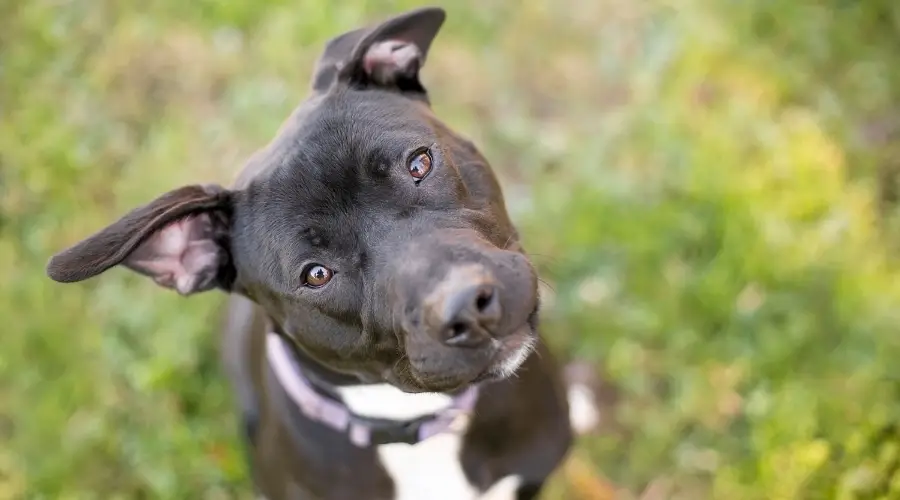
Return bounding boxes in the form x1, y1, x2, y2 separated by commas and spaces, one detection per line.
393, 304, 540, 394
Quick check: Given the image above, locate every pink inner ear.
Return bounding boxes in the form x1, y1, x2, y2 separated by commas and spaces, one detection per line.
124, 214, 222, 295
362, 39, 421, 79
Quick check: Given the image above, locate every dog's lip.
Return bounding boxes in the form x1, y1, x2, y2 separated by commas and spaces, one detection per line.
447, 316, 537, 386
390, 370, 472, 394
485, 322, 536, 371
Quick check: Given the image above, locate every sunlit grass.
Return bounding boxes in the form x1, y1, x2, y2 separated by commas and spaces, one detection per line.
4, 1, 900, 498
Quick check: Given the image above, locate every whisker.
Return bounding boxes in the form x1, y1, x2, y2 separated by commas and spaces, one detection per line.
525, 252, 566, 267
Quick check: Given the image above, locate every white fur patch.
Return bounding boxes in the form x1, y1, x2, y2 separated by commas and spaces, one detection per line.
479, 475, 522, 500
338, 384, 521, 500
567, 382, 600, 434
378, 433, 519, 500
336, 384, 454, 420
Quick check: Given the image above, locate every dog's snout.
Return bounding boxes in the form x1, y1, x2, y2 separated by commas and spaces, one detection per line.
419, 264, 502, 348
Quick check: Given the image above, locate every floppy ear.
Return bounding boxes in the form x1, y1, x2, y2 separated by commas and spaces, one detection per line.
311, 6, 446, 96
46, 184, 235, 295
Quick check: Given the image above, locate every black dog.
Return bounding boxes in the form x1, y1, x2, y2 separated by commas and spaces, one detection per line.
47, 7, 598, 499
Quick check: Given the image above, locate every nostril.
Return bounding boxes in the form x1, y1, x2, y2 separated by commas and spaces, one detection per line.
474, 289, 492, 312
429, 280, 501, 347
474, 287, 494, 313
450, 321, 469, 338
444, 321, 481, 347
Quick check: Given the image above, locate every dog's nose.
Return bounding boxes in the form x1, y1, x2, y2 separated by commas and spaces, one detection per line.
437, 283, 500, 347
422, 265, 501, 348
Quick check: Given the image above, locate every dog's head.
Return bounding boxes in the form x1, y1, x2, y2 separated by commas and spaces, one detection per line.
47, 7, 539, 393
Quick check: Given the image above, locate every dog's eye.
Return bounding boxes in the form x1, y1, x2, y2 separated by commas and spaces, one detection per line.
303, 264, 334, 288
408, 150, 432, 180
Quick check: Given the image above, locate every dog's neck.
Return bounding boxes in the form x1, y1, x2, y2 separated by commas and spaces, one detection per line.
269, 323, 363, 389
265, 328, 479, 447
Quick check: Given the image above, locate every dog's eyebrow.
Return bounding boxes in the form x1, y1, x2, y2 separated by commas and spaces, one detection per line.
362, 149, 393, 178
299, 227, 329, 249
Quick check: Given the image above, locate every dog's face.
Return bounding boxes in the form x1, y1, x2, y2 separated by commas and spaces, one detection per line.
46, 7, 539, 393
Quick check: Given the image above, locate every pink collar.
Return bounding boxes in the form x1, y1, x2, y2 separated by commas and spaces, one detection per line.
265, 332, 480, 447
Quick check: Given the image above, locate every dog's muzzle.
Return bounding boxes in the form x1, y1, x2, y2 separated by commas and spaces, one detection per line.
384, 231, 540, 392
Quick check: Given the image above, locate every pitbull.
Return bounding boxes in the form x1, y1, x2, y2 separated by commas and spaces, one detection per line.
46, 7, 598, 500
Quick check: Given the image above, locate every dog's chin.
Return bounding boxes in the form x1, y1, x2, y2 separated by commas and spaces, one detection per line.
389, 323, 538, 394
381, 371, 464, 394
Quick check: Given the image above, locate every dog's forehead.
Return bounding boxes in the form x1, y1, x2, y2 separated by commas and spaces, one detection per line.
237, 89, 435, 190
235, 88, 446, 245
305, 91, 434, 162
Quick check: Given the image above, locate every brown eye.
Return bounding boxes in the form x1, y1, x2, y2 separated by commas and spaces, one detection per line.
408, 150, 432, 180
303, 264, 333, 288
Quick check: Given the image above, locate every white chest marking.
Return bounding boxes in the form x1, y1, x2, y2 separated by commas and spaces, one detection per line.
335, 383, 455, 420
336, 384, 521, 500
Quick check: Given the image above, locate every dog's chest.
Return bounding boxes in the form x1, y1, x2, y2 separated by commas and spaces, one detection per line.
336, 384, 521, 500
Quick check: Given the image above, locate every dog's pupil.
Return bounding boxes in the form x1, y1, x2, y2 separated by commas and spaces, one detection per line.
409, 151, 431, 179
306, 265, 332, 286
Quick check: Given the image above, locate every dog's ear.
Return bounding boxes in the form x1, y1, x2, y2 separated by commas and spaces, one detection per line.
46, 184, 235, 295
311, 7, 446, 96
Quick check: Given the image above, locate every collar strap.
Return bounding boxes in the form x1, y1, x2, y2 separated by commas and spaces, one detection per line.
265, 332, 479, 447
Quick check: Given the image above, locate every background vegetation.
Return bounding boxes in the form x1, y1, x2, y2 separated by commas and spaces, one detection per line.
3, 0, 900, 498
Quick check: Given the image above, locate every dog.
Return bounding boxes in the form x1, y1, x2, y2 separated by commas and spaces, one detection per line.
46, 7, 600, 499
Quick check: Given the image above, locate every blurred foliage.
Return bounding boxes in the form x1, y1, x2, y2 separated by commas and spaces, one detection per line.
3, 0, 900, 498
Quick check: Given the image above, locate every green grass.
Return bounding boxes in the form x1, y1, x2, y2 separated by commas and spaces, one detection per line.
4, 0, 900, 498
